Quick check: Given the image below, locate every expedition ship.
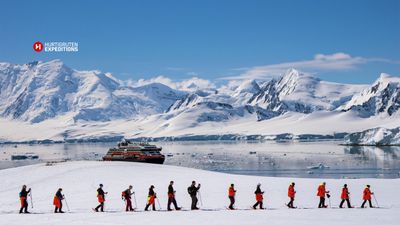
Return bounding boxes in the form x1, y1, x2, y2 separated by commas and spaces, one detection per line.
103, 140, 165, 164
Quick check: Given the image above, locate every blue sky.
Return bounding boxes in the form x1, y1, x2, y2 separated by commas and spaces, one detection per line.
0, 0, 399, 84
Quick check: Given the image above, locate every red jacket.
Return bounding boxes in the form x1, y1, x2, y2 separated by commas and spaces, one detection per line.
363, 188, 372, 200
228, 187, 236, 197
256, 193, 263, 201
317, 185, 326, 197
341, 187, 349, 199
288, 185, 295, 198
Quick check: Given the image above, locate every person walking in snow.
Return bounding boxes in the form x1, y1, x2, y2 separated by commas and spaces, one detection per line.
228, 183, 236, 210
339, 184, 352, 208
122, 185, 135, 211
19, 185, 31, 214
361, 185, 374, 208
145, 185, 157, 211
167, 181, 181, 211
253, 183, 265, 209
287, 182, 296, 208
53, 188, 65, 213
188, 181, 201, 210
317, 182, 330, 208
94, 184, 108, 212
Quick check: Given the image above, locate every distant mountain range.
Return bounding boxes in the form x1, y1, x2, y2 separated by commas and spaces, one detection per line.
0, 60, 399, 142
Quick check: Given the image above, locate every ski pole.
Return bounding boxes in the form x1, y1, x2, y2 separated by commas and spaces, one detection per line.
29, 190, 33, 209
133, 193, 137, 209
373, 194, 379, 208
198, 190, 203, 206
63, 195, 70, 212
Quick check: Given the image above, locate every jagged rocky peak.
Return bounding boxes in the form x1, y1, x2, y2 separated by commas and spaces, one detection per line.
275, 68, 320, 97
340, 73, 400, 117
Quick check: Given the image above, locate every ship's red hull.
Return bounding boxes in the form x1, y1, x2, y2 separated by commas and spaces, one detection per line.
103, 156, 165, 164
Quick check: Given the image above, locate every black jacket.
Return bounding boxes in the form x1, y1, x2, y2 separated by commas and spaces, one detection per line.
254, 186, 263, 194
188, 185, 200, 197
19, 188, 30, 198
56, 190, 63, 200
97, 188, 105, 197
168, 185, 174, 194
148, 188, 155, 197
123, 189, 131, 199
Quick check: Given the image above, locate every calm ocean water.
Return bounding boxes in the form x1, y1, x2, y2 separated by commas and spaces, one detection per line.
0, 141, 399, 178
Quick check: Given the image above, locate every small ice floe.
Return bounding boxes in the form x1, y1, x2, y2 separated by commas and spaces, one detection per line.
307, 171, 314, 174
166, 153, 174, 157
307, 163, 330, 170
11, 152, 39, 160
249, 151, 257, 155
207, 153, 214, 156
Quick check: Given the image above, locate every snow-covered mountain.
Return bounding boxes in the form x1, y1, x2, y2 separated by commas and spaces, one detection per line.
248, 69, 366, 114
0, 60, 185, 123
339, 73, 400, 117
0, 60, 398, 142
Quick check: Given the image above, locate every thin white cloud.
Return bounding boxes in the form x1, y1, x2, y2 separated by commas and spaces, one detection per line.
165, 67, 186, 71
223, 52, 397, 80
121, 75, 216, 92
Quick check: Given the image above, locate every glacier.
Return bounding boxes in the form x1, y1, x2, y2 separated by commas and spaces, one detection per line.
345, 127, 400, 146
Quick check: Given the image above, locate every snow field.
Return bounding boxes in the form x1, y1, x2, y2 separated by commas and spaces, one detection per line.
0, 161, 399, 225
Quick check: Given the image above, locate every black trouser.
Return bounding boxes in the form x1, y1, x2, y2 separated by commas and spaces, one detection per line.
145, 203, 156, 211
339, 199, 351, 208
19, 199, 28, 213
253, 201, 263, 209
287, 197, 294, 208
191, 195, 198, 209
318, 197, 326, 208
361, 199, 373, 208
55, 202, 63, 213
167, 197, 179, 210
229, 196, 235, 209
95, 202, 104, 212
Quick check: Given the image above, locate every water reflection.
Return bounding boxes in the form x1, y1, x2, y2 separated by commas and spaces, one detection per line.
0, 141, 399, 178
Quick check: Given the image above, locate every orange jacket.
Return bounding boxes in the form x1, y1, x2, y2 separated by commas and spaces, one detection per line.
20, 197, 26, 207
228, 187, 236, 197
341, 187, 349, 199
363, 188, 372, 200
148, 195, 155, 204
53, 196, 61, 208
317, 185, 326, 197
288, 185, 295, 198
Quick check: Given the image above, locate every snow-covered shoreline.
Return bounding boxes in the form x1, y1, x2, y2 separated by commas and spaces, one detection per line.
0, 161, 398, 225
